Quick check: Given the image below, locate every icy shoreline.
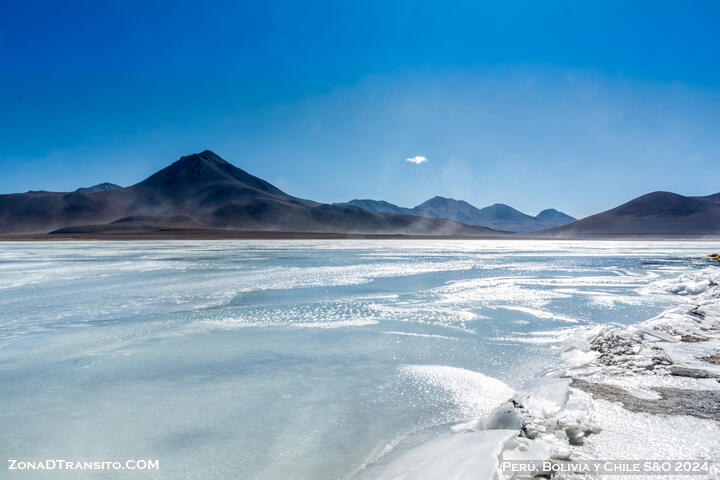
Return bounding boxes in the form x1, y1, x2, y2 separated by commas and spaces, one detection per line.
362, 263, 720, 479
504, 265, 720, 479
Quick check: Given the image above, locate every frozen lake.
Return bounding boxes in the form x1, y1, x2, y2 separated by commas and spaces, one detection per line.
0, 240, 714, 479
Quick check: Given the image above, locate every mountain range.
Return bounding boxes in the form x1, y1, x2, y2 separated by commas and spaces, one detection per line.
0, 151, 497, 237
338, 198, 576, 232
1, 150, 718, 238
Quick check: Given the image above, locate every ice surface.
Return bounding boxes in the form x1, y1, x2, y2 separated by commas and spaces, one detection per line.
0, 240, 717, 479
514, 377, 571, 415
399, 365, 515, 420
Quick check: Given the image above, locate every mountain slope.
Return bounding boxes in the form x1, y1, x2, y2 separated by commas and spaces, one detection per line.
338, 199, 413, 215
543, 191, 720, 235
0, 151, 498, 237
76, 182, 122, 193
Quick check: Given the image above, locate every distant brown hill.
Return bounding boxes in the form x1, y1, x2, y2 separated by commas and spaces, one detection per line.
0, 150, 499, 237
542, 191, 720, 236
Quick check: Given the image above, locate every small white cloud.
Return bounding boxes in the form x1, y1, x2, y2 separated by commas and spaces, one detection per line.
405, 155, 428, 164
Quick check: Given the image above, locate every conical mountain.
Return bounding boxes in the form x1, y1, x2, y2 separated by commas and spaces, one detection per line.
136, 150, 288, 198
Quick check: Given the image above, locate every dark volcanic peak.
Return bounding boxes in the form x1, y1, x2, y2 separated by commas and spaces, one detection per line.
76, 182, 122, 193
137, 150, 288, 198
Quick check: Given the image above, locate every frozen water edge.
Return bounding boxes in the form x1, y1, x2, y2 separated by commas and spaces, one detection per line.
361, 265, 720, 480
507, 265, 720, 479
356, 429, 519, 480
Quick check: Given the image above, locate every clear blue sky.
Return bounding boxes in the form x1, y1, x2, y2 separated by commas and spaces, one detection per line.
1, 1, 719, 217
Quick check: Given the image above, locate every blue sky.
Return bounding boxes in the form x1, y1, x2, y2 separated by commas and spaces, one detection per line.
1, 1, 719, 217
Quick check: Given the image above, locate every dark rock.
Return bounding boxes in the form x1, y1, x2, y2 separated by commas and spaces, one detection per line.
699, 351, 720, 365
680, 334, 709, 343
669, 366, 719, 379
571, 378, 720, 420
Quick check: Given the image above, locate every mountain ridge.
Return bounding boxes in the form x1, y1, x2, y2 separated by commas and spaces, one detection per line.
2, 151, 718, 237
338, 197, 576, 232
76, 182, 122, 193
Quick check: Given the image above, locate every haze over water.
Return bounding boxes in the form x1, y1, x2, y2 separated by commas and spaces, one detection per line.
0, 240, 712, 479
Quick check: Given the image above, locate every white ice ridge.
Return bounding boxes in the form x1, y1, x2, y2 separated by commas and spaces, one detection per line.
355, 366, 518, 480
357, 429, 518, 480
398, 365, 515, 420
